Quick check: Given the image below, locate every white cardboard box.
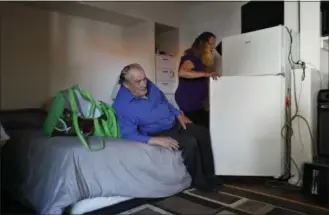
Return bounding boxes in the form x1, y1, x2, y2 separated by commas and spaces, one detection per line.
155, 68, 176, 82
157, 81, 176, 94
156, 55, 174, 70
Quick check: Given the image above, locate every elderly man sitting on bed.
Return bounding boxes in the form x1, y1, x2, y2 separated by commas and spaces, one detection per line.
113, 63, 220, 192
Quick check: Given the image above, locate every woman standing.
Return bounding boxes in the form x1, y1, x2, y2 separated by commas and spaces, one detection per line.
175, 32, 218, 129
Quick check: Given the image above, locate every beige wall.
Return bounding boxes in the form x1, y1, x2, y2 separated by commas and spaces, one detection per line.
79, 1, 185, 28
122, 21, 155, 83
0, 3, 154, 109
1, 2, 327, 110
179, 2, 245, 53
1, 4, 52, 109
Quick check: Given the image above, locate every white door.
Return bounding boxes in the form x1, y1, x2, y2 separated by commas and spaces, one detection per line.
210, 76, 285, 177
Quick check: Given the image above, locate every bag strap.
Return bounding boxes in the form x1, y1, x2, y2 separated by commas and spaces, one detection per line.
99, 102, 120, 137
68, 88, 105, 151
44, 93, 66, 136
55, 118, 70, 132
99, 103, 112, 136
107, 106, 120, 137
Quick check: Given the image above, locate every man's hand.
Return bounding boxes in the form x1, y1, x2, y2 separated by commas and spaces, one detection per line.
177, 113, 192, 130
148, 137, 179, 150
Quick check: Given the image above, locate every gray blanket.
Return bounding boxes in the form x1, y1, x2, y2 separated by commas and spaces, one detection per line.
2, 129, 191, 214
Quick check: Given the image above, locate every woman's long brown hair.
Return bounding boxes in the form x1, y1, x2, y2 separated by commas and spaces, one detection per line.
184, 32, 216, 67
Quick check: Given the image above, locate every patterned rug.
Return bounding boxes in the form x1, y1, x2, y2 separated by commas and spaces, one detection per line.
89, 185, 328, 215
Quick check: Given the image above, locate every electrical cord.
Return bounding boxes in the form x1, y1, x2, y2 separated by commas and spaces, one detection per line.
296, 83, 305, 154
278, 68, 317, 186
284, 26, 319, 159
276, 27, 304, 184
266, 26, 320, 189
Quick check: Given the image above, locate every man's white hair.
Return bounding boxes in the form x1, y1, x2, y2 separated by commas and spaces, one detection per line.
112, 63, 145, 101
118, 63, 145, 85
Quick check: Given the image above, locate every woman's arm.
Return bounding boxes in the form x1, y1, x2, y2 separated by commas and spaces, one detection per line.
178, 60, 209, 79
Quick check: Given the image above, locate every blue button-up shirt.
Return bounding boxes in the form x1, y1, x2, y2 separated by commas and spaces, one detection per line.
113, 80, 180, 143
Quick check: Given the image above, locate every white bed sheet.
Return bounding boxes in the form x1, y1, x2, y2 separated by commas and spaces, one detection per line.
67, 196, 133, 214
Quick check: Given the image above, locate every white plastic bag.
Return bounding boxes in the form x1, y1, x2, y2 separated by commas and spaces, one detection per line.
73, 88, 101, 118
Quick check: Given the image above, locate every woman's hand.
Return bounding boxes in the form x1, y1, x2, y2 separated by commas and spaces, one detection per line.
177, 114, 193, 130
205, 72, 219, 80
179, 60, 208, 79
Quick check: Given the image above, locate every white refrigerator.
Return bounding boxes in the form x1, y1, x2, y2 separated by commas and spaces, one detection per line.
210, 25, 299, 177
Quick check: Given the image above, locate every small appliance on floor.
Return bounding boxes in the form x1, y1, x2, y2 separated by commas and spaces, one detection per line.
317, 89, 329, 164
301, 90, 329, 206
302, 162, 329, 206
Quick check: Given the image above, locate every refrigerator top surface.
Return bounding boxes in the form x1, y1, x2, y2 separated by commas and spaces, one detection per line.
222, 26, 285, 76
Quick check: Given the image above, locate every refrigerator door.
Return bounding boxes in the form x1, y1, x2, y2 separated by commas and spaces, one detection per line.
222, 26, 283, 76
210, 76, 285, 177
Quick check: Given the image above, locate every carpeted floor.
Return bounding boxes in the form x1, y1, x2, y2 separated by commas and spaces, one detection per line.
2, 183, 328, 215
86, 185, 328, 215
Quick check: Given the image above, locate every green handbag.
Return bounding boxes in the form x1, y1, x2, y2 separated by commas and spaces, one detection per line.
44, 85, 121, 151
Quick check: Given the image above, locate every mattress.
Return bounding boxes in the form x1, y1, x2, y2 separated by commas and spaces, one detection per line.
2, 129, 191, 214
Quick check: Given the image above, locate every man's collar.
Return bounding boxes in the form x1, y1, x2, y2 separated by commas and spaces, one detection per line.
120, 84, 149, 102
120, 86, 135, 102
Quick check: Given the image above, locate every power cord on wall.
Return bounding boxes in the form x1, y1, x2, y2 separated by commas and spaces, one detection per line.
265, 26, 321, 190
285, 26, 320, 161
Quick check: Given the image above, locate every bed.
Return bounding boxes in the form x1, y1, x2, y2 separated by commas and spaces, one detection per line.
0, 109, 191, 214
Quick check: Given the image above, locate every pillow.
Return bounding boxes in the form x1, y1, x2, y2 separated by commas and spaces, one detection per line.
0, 108, 47, 130
111, 83, 121, 101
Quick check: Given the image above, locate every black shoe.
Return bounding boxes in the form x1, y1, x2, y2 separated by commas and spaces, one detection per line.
196, 184, 217, 193
216, 182, 223, 190
194, 176, 222, 193
198, 182, 223, 193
